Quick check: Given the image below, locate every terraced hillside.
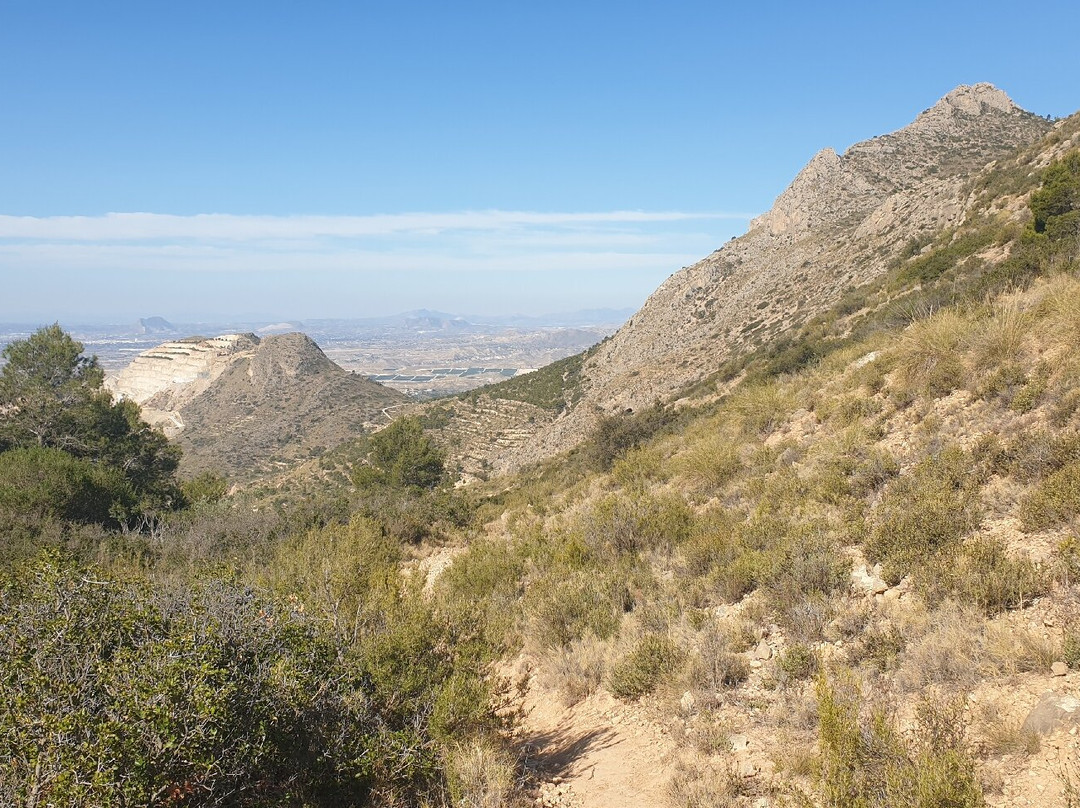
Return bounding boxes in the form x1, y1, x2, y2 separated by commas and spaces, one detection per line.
112, 332, 408, 480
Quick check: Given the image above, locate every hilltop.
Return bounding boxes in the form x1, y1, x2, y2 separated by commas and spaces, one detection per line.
408, 92, 1080, 806
110, 331, 407, 479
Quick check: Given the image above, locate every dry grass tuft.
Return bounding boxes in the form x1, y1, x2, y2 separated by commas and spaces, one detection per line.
446, 738, 518, 808
892, 309, 973, 398
538, 634, 610, 707
977, 703, 1041, 758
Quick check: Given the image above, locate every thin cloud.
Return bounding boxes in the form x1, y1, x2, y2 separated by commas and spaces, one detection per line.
0, 241, 706, 274
0, 210, 753, 242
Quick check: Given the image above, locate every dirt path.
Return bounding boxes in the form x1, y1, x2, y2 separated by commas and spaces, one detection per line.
513, 658, 677, 808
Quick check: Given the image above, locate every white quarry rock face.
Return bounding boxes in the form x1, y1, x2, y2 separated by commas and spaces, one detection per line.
106, 334, 260, 424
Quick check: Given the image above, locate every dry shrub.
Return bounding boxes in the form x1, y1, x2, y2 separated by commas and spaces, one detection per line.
895, 603, 996, 692
896, 602, 1056, 691
682, 712, 733, 755
773, 734, 820, 779
848, 621, 907, 673
446, 738, 517, 808
691, 622, 750, 694
969, 295, 1032, 374
679, 509, 739, 577
892, 309, 973, 398
807, 428, 898, 505
916, 537, 1048, 615
1036, 274, 1080, 347
676, 433, 743, 492
1048, 360, 1080, 427
817, 671, 982, 808
1002, 428, 1080, 482
866, 445, 983, 584
984, 621, 1058, 674
577, 490, 694, 558
611, 445, 666, 490
538, 634, 609, 707
977, 703, 1041, 758
726, 380, 797, 437
666, 757, 756, 808
722, 617, 759, 653
1020, 460, 1080, 531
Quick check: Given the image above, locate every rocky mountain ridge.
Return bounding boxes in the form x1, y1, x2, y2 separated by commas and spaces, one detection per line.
456, 84, 1057, 473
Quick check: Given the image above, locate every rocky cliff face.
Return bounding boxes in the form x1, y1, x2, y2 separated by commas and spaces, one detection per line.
107, 334, 261, 428
479, 84, 1054, 470
112, 332, 407, 479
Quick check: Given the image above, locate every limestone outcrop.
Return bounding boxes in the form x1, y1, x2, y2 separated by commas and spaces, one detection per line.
108, 334, 260, 430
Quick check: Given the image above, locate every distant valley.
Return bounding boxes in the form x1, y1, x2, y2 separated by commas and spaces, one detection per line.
0, 307, 631, 397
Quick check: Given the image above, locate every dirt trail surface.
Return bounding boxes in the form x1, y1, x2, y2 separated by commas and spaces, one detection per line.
511, 656, 677, 808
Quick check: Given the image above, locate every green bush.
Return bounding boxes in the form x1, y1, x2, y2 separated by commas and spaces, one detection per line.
0, 446, 134, 527
917, 537, 1047, 614
434, 538, 526, 659
1030, 151, 1080, 235
866, 446, 983, 583
578, 491, 693, 558
0, 554, 386, 807
607, 634, 683, 700
778, 643, 819, 681
180, 470, 229, 504
1020, 460, 1080, 531
361, 416, 446, 490
1064, 629, 1080, 670
0, 325, 182, 515
586, 403, 677, 470
817, 672, 982, 808
851, 623, 907, 672
524, 567, 628, 649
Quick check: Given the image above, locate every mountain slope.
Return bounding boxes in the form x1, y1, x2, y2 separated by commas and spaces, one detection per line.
436, 84, 1055, 473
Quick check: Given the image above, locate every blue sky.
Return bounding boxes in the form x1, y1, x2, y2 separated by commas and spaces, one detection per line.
1, 1, 1076, 322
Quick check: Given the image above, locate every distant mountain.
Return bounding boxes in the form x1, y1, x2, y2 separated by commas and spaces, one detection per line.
303, 308, 634, 337
110, 332, 407, 479
464, 308, 635, 328
257, 321, 304, 334
134, 316, 175, 334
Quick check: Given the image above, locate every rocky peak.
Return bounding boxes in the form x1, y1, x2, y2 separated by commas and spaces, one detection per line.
920, 82, 1021, 120
752, 84, 1045, 241
487, 84, 1056, 471
248, 332, 338, 385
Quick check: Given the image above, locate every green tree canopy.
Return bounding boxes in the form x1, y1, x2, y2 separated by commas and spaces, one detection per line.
1030, 151, 1080, 234
360, 416, 446, 490
0, 325, 182, 522
0, 324, 106, 452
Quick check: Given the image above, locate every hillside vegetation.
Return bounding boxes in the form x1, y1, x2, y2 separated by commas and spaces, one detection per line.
3, 94, 1080, 807
424, 128, 1080, 806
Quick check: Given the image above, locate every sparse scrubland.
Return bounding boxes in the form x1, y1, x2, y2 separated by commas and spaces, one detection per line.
4, 109, 1080, 807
